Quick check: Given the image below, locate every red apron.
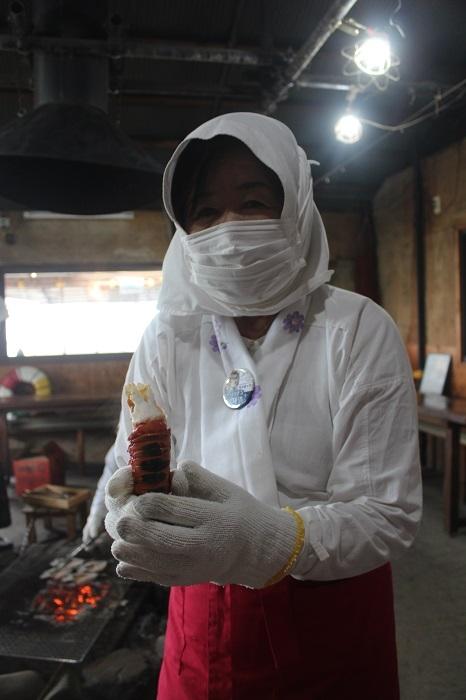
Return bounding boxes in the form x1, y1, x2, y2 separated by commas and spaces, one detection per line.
157, 563, 399, 700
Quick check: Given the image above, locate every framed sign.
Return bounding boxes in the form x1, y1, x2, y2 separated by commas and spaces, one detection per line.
419, 353, 451, 395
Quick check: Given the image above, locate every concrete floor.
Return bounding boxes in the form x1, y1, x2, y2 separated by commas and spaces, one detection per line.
1, 470, 466, 699
392, 476, 466, 700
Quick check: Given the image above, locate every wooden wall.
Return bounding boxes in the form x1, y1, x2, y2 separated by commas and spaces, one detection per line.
373, 168, 418, 365
0, 357, 129, 396
373, 137, 466, 395
0, 209, 172, 266
323, 209, 378, 301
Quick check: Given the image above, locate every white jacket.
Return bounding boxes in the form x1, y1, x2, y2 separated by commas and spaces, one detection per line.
114, 283, 422, 581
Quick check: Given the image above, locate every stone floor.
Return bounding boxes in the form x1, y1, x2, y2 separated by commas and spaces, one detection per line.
1, 469, 465, 699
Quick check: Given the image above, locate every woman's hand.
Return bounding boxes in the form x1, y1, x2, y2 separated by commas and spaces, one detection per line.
82, 504, 107, 545
105, 461, 301, 588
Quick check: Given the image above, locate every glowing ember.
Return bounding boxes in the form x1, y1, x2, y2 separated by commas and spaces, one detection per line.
32, 581, 111, 623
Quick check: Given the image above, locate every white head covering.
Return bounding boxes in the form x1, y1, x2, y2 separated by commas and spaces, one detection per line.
158, 112, 332, 316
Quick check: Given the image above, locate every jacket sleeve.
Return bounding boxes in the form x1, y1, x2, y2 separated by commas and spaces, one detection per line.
87, 443, 119, 516
292, 300, 422, 580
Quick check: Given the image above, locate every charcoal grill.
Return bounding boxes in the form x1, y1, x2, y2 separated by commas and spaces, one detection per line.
0, 539, 131, 664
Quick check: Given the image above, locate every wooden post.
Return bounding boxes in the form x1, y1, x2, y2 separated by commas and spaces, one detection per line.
76, 428, 85, 474
413, 152, 427, 370
444, 421, 460, 534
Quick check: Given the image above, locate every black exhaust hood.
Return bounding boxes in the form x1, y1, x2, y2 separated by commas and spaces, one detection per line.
0, 0, 163, 215
0, 102, 163, 215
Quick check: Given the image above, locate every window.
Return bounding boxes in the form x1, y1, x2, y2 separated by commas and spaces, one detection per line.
1, 268, 162, 358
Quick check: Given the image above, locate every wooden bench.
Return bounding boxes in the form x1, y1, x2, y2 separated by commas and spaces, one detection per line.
8, 413, 117, 472
0, 393, 121, 477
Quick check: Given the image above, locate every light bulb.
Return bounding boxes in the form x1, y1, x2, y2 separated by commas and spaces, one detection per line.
354, 35, 391, 76
334, 114, 363, 144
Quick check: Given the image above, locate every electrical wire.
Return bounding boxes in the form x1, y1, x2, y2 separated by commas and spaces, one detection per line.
315, 75, 466, 186
389, 0, 406, 39
360, 78, 466, 132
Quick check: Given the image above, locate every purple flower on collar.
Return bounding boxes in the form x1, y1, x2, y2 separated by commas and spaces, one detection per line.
246, 384, 262, 408
283, 311, 305, 333
209, 334, 227, 352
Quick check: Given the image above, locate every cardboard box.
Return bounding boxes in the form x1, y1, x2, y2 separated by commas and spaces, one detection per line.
13, 443, 65, 496
22, 484, 91, 510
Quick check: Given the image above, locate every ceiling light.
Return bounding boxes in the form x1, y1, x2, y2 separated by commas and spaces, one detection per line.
354, 35, 392, 76
334, 114, 363, 144
341, 31, 400, 90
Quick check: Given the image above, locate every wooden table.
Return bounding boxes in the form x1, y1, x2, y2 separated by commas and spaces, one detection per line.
0, 393, 121, 478
418, 395, 466, 534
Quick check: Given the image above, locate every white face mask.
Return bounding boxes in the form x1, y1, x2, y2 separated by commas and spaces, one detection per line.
181, 218, 306, 308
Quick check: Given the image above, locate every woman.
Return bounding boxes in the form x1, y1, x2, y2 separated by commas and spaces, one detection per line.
105, 112, 422, 699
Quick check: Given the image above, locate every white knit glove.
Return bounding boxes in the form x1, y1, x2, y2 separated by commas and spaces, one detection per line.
105, 461, 302, 588
82, 504, 107, 545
